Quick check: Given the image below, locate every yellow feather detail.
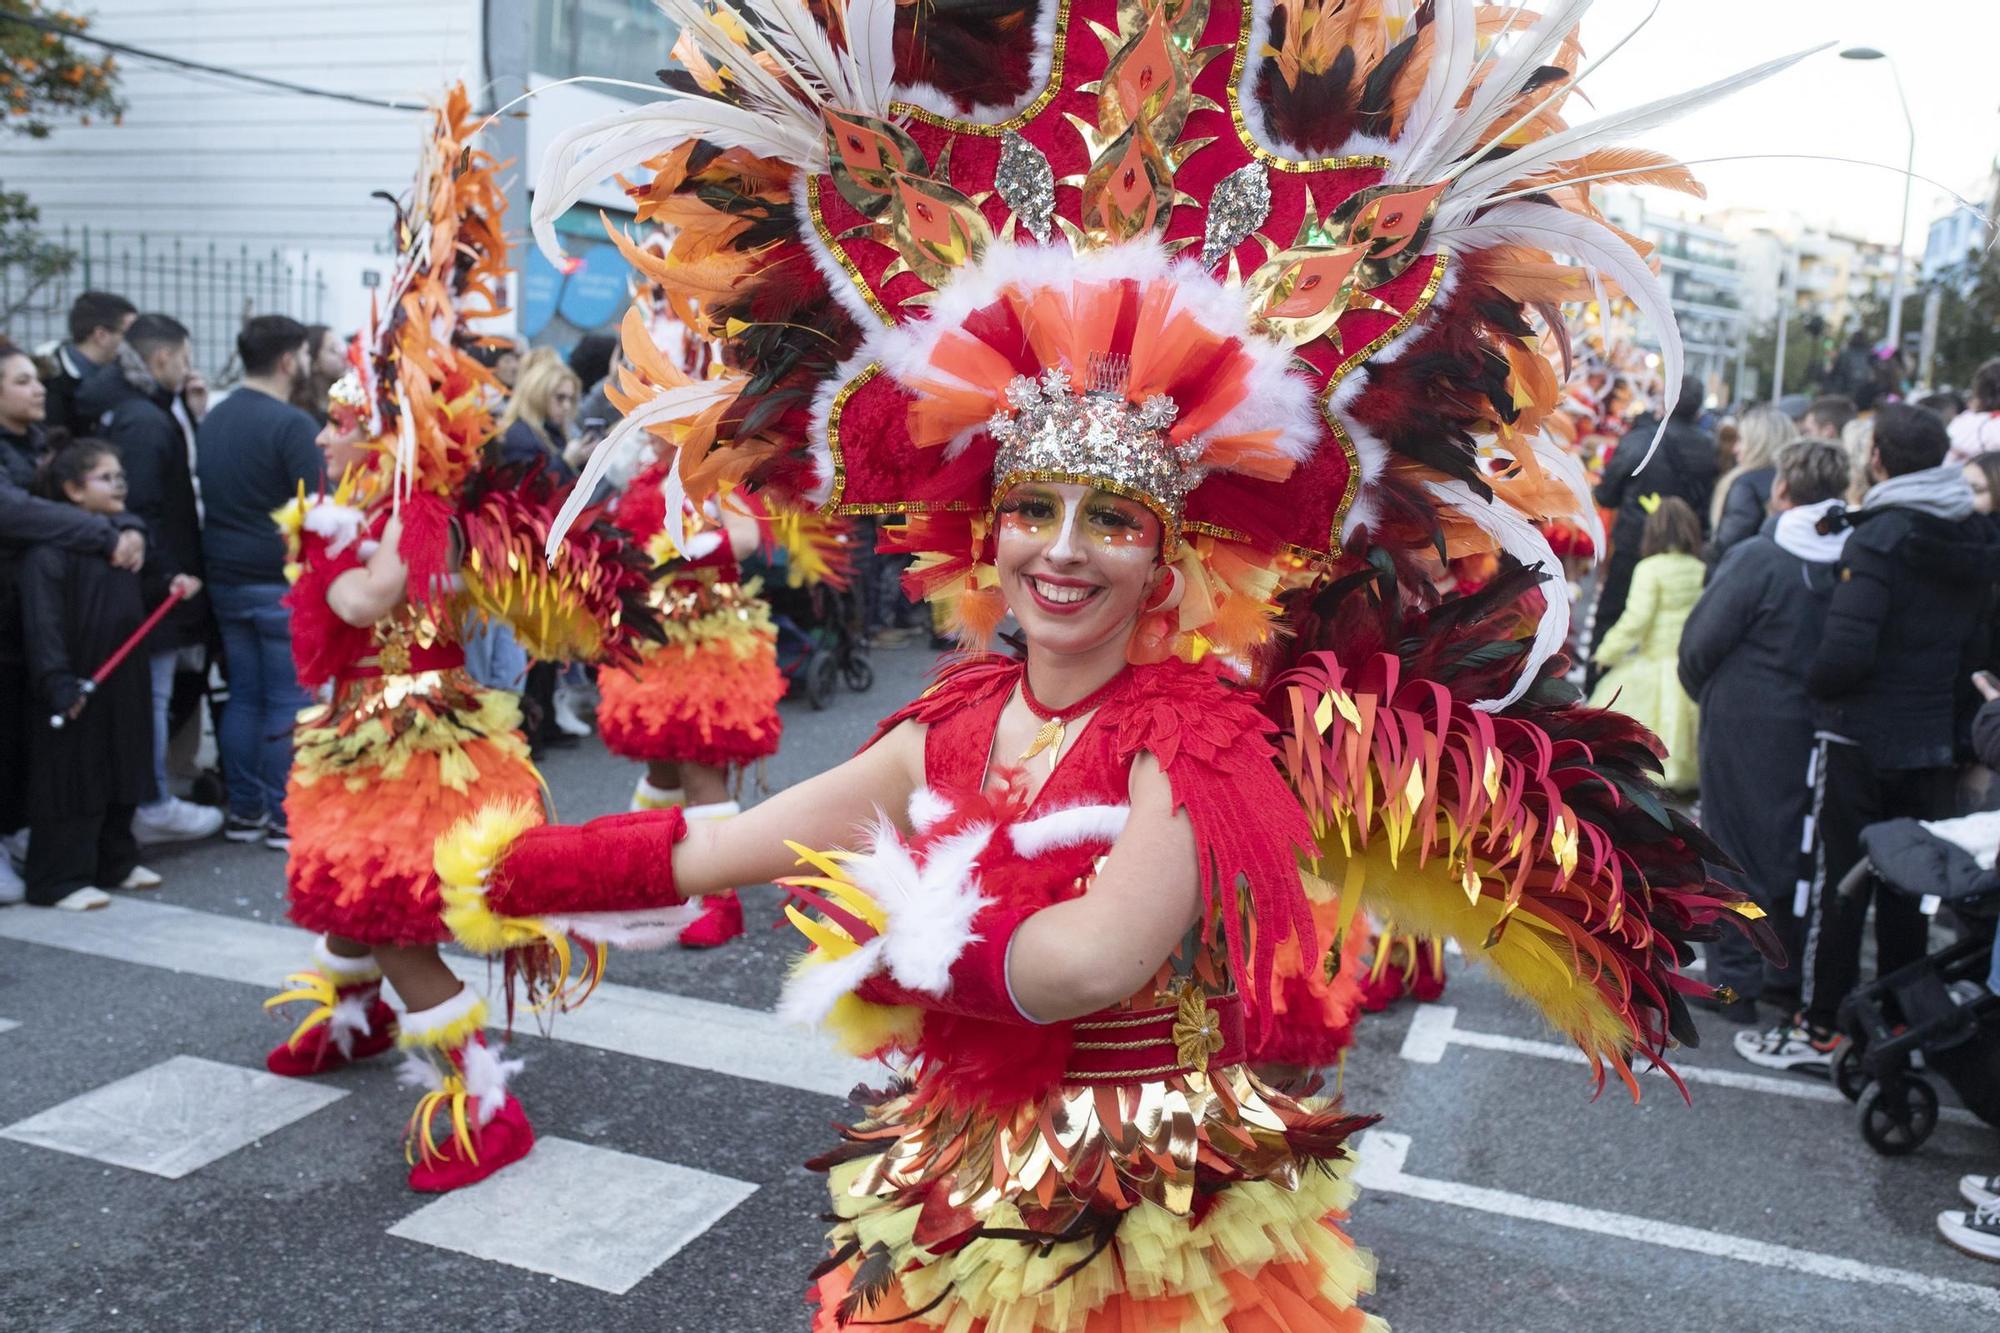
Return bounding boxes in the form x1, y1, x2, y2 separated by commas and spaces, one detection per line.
784, 903, 861, 957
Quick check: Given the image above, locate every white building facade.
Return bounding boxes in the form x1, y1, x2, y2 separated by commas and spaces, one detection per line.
2, 1, 679, 373
1595, 190, 1747, 404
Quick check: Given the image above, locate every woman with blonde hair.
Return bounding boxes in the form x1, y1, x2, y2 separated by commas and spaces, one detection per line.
493, 355, 580, 484
1708, 404, 1798, 565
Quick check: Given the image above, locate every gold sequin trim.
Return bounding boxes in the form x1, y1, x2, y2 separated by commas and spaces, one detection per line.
822, 361, 977, 519
1227, 4, 1391, 173
805, 175, 892, 323
1320, 252, 1450, 556
888, 0, 1075, 134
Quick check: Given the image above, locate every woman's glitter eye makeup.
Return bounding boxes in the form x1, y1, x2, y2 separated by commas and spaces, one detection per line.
999, 489, 1159, 549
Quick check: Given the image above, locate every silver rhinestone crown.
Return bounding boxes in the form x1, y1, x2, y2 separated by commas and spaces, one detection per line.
986, 353, 1207, 529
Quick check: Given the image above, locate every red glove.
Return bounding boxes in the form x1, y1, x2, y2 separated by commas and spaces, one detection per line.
853, 903, 1039, 1024
486, 807, 688, 917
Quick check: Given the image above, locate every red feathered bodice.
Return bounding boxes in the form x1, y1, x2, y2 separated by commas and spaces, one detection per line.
864, 654, 1317, 1096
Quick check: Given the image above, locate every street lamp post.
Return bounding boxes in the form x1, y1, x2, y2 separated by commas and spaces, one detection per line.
1840, 46, 1915, 353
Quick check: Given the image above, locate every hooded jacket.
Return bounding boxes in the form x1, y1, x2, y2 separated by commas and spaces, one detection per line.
1594, 415, 1718, 561
1807, 470, 2000, 769
74, 356, 209, 649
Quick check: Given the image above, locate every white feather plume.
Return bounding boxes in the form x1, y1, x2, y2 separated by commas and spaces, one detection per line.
1433, 201, 1683, 467
1424, 0, 1591, 178
1390, 0, 1477, 183
1441, 42, 1830, 224
533, 97, 822, 262
544, 379, 738, 561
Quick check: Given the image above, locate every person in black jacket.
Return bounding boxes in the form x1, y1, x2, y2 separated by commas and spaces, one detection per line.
36, 290, 135, 438
1589, 375, 1715, 683
1738, 405, 2000, 1072
1679, 440, 1852, 1023
0, 342, 148, 905
19, 440, 201, 910
71, 313, 223, 847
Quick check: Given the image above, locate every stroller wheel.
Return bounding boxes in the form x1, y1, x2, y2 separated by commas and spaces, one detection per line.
1855, 1075, 1939, 1156
1831, 1043, 1869, 1103
842, 656, 875, 693
806, 651, 838, 710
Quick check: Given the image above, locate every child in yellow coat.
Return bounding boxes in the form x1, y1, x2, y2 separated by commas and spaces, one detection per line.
1588, 496, 1706, 791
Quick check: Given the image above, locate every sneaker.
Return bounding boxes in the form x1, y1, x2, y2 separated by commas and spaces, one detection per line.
1734, 1021, 1840, 1074
1963, 1174, 2000, 1210
117, 866, 163, 890
264, 823, 292, 852
0, 855, 22, 906
132, 798, 225, 846
1937, 1201, 2000, 1263
223, 814, 266, 843
50, 887, 112, 911
551, 687, 594, 738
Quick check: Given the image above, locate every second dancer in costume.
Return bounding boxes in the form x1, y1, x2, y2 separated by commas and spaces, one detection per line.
598, 450, 782, 946
261, 88, 656, 1192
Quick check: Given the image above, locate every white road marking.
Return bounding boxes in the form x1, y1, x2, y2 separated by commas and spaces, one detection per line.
1399, 1004, 1983, 1126
0, 1018, 18, 1036
0, 897, 877, 1099
1, 1055, 345, 1179
388, 1136, 756, 1294
1355, 1130, 2000, 1316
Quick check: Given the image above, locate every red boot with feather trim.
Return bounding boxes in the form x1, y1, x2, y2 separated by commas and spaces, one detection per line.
264, 938, 399, 1076
397, 988, 535, 1193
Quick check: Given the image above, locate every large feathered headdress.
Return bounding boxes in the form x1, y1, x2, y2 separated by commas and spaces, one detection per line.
544, 0, 1816, 702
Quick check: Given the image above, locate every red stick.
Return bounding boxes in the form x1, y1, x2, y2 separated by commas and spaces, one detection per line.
50, 587, 184, 729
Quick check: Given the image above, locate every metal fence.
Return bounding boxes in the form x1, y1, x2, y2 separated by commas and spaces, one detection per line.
0, 226, 327, 379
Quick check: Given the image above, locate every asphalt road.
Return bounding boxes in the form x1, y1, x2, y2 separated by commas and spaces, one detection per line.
2, 641, 1995, 1332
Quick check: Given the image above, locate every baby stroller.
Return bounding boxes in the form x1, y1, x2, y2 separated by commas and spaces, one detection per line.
1833, 810, 2000, 1155
768, 579, 874, 710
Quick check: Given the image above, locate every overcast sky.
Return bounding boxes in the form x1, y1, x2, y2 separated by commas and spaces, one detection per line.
1571, 0, 1998, 246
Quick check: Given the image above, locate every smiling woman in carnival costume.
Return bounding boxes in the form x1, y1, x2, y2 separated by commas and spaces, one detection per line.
260, 88, 656, 1192
435, 0, 1804, 1323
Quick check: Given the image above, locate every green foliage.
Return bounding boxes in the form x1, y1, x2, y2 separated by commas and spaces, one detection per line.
0, 2, 122, 138
0, 187, 74, 322
1742, 314, 1833, 401
1923, 244, 2000, 390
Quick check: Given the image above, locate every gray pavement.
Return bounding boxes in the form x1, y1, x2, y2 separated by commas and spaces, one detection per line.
2, 641, 1996, 1331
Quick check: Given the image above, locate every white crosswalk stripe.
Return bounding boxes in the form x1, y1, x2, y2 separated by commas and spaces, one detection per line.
387, 1137, 758, 1293
1398, 1003, 1986, 1128
1356, 1131, 2000, 1317
0, 895, 874, 1097
2, 1055, 346, 1179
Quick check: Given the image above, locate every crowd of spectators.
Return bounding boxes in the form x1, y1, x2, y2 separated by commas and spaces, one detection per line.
1581, 365, 2000, 1263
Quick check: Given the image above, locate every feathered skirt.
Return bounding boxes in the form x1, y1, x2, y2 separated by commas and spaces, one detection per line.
807, 1063, 1384, 1333
596, 583, 785, 770
284, 668, 544, 946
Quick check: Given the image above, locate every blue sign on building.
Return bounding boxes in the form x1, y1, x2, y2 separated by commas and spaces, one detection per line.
521, 240, 634, 341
